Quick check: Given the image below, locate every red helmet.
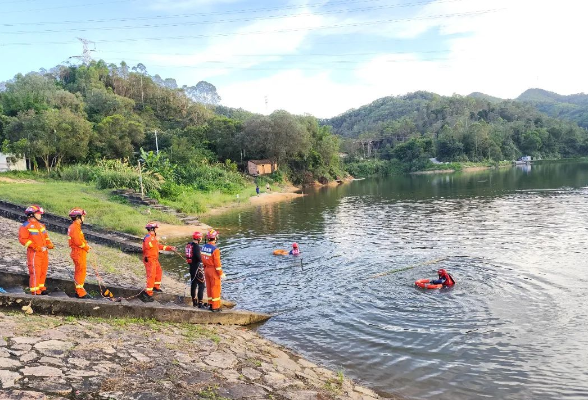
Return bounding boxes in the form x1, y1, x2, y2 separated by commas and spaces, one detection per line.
193, 231, 203, 240
25, 205, 44, 216
438, 269, 447, 276
68, 208, 87, 218
145, 221, 159, 230
292, 242, 298, 248
206, 229, 218, 240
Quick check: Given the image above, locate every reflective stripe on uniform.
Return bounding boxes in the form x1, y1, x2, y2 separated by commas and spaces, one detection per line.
215, 267, 222, 271
27, 228, 40, 233
75, 284, 84, 289
79, 243, 86, 248
211, 297, 220, 302
39, 284, 45, 288
24, 240, 33, 248
148, 242, 153, 248
154, 281, 161, 285
30, 286, 39, 292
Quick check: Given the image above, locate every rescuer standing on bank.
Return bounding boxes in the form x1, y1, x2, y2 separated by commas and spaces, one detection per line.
200, 229, 225, 312
68, 208, 92, 299
140, 222, 176, 302
185, 231, 205, 308
18, 205, 54, 295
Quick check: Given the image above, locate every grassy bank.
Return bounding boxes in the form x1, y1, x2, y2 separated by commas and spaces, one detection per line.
0, 172, 294, 234
0, 178, 180, 235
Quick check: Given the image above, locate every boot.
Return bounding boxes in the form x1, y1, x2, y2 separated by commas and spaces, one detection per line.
198, 302, 205, 309
192, 298, 198, 307
139, 292, 154, 303
153, 287, 163, 293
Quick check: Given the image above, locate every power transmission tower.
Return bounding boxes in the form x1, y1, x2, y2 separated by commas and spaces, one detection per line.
69, 37, 96, 65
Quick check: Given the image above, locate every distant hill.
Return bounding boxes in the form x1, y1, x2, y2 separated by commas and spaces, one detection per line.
517, 88, 588, 128
324, 90, 588, 162
467, 92, 504, 103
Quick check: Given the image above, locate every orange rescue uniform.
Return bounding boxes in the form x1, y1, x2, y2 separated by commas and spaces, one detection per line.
68, 220, 90, 297
18, 219, 54, 294
200, 243, 223, 310
142, 232, 172, 296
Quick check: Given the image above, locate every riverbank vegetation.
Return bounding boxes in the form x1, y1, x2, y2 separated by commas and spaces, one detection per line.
0, 176, 180, 234
330, 91, 588, 176
0, 60, 344, 213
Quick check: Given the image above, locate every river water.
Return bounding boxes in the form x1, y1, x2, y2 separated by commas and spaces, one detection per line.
164, 161, 588, 400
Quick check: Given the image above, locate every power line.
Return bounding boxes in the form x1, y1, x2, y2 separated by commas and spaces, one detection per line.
1, 0, 142, 13
0, 0, 464, 22
0, 3, 460, 35
96, 55, 473, 70
97, 49, 455, 58
0, 9, 504, 47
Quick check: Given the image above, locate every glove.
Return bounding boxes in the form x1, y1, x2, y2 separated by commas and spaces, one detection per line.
220, 273, 226, 280
46, 243, 54, 250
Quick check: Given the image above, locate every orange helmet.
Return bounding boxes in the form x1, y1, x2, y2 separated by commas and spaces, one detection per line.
438, 269, 447, 276
193, 231, 203, 240
206, 229, 218, 240
25, 205, 44, 216
145, 221, 159, 230
68, 208, 87, 218
292, 242, 299, 248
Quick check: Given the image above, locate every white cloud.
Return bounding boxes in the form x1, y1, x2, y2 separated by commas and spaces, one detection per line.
145, 9, 325, 80
148, 0, 588, 117
220, 69, 384, 118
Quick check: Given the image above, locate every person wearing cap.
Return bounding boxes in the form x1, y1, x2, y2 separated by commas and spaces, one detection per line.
289, 242, 300, 255
185, 231, 205, 308
200, 229, 225, 312
68, 208, 92, 299
140, 222, 176, 302
18, 205, 54, 295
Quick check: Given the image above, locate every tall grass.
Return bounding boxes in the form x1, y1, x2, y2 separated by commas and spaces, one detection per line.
53, 161, 162, 193
0, 181, 180, 235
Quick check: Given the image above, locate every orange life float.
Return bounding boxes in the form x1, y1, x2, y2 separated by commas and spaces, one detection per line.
273, 249, 289, 256
415, 278, 443, 289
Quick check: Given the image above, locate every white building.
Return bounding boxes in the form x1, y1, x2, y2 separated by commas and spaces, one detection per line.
0, 153, 27, 172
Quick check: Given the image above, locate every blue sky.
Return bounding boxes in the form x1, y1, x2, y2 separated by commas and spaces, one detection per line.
1, 0, 586, 117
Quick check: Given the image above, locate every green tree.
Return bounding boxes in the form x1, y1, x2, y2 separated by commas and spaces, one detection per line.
5, 108, 91, 170
94, 114, 145, 159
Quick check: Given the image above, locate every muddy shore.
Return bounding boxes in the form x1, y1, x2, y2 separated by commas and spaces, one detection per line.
0, 215, 392, 399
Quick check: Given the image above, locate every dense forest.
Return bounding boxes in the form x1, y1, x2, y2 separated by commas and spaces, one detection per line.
326, 91, 588, 173
516, 89, 588, 129
0, 60, 344, 211
2, 60, 588, 190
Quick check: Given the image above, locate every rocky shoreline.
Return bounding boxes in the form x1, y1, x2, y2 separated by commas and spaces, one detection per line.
0, 215, 393, 399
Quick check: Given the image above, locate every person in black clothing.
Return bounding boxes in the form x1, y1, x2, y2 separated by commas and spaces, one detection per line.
185, 231, 205, 307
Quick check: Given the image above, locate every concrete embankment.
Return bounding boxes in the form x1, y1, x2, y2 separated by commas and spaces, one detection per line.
0, 215, 393, 399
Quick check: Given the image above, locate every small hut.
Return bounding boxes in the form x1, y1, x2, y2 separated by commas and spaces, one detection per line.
247, 159, 277, 176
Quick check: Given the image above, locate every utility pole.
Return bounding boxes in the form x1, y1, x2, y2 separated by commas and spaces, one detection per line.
154, 130, 159, 155
138, 160, 144, 198
68, 37, 96, 65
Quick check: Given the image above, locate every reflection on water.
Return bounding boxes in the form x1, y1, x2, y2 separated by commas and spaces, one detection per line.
163, 161, 588, 400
